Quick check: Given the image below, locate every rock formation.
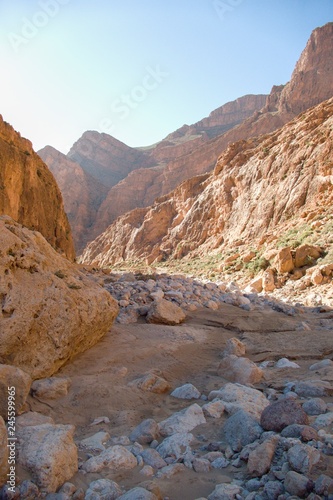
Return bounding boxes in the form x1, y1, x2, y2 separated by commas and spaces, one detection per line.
38, 146, 109, 253
41, 23, 333, 253
80, 96, 333, 267
0, 216, 118, 379
0, 116, 75, 260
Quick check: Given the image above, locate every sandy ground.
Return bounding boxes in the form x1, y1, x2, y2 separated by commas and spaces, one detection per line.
26, 301, 333, 499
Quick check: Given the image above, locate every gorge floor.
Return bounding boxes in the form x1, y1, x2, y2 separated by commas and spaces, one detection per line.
26, 299, 333, 499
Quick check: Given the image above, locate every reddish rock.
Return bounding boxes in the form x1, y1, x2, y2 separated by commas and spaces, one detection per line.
260, 400, 309, 432
0, 116, 75, 260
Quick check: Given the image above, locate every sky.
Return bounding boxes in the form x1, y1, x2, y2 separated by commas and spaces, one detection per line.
0, 1, 332, 154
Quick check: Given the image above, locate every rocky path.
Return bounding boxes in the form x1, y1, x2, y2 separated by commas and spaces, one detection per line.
2, 272, 333, 499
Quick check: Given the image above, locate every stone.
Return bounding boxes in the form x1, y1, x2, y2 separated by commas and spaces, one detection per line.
156, 432, 194, 460
90, 416, 110, 426
170, 383, 201, 400
207, 483, 242, 500
260, 400, 309, 432
129, 372, 171, 394
281, 424, 319, 442
211, 457, 229, 469
275, 358, 300, 369
202, 401, 225, 418
294, 244, 322, 268
262, 268, 275, 292
217, 355, 263, 385
221, 338, 246, 357
82, 445, 137, 473
129, 419, 160, 445
309, 359, 333, 371
315, 474, 333, 496
158, 404, 206, 436
287, 443, 321, 474
16, 423, 78, 493
146, 299, 186, 325
247, 437, 279, 477
302, 398, 328, 416
223, 410, 263, 452
31, 377, 70, 399
284, 470, 312, 497
0, 218, 118, 379
140, 449, 167, 469
156, 463, 185, 479
0, 417, 8, 487
276, 247, 294, 273
263, 480, 285, 499
19, 480, 40, 499
80, 431, 110, 452
312, 412, 333, 430
85, 479, 122, 500
118, 487, 158, 500
208, 383, 269, 420
0, 365, 32, 418
294, 380, 333, 397
16, 412, 54, 427
311, 268, 323, 285
193, 458, 211, 472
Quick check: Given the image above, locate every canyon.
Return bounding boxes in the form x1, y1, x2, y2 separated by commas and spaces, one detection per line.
0, 20, 332, 500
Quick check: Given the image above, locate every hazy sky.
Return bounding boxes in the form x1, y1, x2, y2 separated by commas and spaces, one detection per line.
1, 1, 332, 153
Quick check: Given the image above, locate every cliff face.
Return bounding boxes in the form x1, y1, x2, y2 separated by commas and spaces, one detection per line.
42, 23, 333, 255
41, 95, 267, 250
0, 116, 75, 260
38, 146, 109, 253
80, 97, 333, 267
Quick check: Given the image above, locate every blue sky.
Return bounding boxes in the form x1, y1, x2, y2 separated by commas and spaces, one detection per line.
0, 0, 332, 153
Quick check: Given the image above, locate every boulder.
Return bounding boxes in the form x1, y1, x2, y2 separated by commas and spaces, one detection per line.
85, 479, 122, 500
294, 244, 322, 268
302, 398, 327, 416
140, 449, 167, 469
129, 419, 160, 445
260, 399, 309, 432
276, 247, 294, 273
146, 299, 186, 325
156, 432, 194, 460
31, 377, 70, 399
16, 412, 54, 427
0, 417, 8, 487
315, 474, 333, 496
217, 355, 263, 385
284, 471, 312, 497
118, 488, 158, 500
208, 383, 269, 420
0, 218, 118, 379
221, 338, 246, 357
16, 423, 78, 493
288, 443, 321, 474
262, 268, 275, 292
223, 410, 263, 452
129, 372, 171, 394
170, 383, 201, 400
202, 401, 225, 419
294, 380, 333, 397
158, 404, 206, 436
247, 437, 279, 477
0, 364, 32, 418
80, 431, 110, 452
207, 483, 242, 500
82, 445, 137, 473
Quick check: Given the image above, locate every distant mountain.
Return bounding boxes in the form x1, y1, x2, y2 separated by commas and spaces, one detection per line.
40, 22, 333, 256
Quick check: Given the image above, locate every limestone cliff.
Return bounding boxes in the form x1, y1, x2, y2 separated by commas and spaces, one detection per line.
0, 116, 75, 260
80, 97, 333, 267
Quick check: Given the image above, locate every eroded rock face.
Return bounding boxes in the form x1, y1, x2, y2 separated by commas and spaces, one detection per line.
0, 116, 75, 260
81, 95, 333, 267
0, 217, 118, 379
